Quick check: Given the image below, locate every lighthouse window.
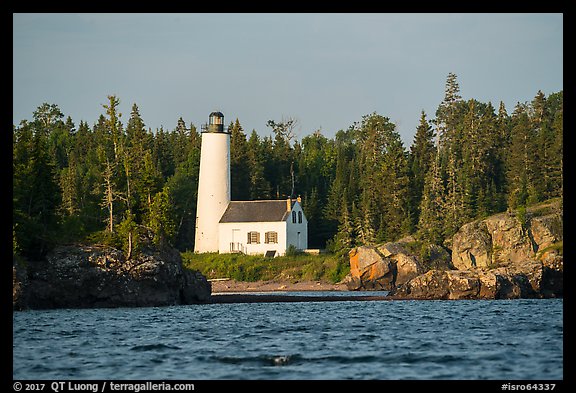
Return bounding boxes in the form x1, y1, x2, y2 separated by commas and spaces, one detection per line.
248, 231, 260, 244
292, 211, 297, 223
298, 211, 302, 224
265, 231, 278, 244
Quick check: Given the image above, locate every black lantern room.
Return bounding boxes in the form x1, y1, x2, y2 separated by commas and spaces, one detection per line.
201, 111, 228, 133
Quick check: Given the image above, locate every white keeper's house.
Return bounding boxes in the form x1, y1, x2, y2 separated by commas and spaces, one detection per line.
194, 111, 308, 257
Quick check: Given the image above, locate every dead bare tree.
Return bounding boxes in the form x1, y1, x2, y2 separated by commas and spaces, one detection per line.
267, 117, 299, 198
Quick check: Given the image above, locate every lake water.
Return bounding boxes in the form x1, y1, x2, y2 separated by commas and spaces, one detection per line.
13, 295, 563, 380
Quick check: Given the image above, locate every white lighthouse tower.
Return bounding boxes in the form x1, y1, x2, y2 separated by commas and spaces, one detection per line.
194, 111, 231, 253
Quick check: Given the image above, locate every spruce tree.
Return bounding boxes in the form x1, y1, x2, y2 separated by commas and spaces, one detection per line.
408, 111, 436, 225
229, 119, 251, 200
247, 130, 271, 199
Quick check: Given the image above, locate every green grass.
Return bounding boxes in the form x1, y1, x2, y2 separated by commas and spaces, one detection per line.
181, 251, 350, 284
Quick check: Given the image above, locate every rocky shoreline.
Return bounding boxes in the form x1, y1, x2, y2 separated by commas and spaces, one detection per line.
13, 242, 211, 310
13, 200, 562, 308
345, 200, 563, 300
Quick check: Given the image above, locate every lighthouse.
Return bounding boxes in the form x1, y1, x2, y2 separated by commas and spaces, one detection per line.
194, 111, 231, 253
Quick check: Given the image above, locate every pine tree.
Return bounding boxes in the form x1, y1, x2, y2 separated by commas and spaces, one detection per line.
59, 154, 80, 216
417, 152, 445, 245
229, 119, 251, 200
102, 95, 123, 163
267, 118, 298, 198
356, 113, 411, 243
506, 104, 533, 208
332, 198, 355, 250
408, 111, 436, 226
549, 92, 563, 199
246, 130, 271, 199
153, 126, 175, 180
434, 73, 465, 237
13, 114, 61, 258
95, 96, 126, 234
146, 187, 177, 247
117, 210, 139, 259
534, 91, 562, 200
324, 128, 357, 221
165, 145, 200, 251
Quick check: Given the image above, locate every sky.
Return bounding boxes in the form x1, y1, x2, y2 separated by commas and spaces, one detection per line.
13, 13, 563, 146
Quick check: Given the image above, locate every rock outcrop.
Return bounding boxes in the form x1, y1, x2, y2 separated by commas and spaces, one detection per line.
13, 243, 211, 310
388, 200, 563, 300
389, 260, 560, 300
451, 205, 562, 270
348, 200, 563, 299
345, 240, 451, 291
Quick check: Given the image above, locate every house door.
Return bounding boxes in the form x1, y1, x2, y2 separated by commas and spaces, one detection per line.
231, 229, 241, 253
297, 232, 301, 250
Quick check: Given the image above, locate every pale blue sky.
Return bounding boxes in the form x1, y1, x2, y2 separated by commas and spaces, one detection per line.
13, 13, 563, 146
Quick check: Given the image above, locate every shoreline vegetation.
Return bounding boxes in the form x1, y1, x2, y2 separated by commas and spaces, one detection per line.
182, 251, 351, 286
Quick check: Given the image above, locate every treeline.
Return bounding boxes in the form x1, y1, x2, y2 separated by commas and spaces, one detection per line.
13, 74, 563, 260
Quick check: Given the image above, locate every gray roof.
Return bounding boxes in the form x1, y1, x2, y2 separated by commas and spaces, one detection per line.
219, 200, 294, 223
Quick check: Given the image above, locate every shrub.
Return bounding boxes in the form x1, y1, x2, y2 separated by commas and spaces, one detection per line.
181, 251, 346, 284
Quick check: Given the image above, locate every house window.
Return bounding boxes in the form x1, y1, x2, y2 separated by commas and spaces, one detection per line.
292, 211, 297, 223
265, 231, 278, 244
247, 231, 260, 244
298, 211, 302, 224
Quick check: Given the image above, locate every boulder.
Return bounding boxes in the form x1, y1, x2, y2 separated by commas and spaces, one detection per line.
389, 270, 450, 299
347, 246, 395, 290
377, 243, 424, 285
346, 242, 426, 290
13, 243, 211, 310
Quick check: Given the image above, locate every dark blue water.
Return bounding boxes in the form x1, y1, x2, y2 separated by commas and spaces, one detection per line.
13, 295, 563, 380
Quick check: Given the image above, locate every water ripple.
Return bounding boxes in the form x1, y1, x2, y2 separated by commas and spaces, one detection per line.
13, 297, 563, 380
130, 344, 181, 352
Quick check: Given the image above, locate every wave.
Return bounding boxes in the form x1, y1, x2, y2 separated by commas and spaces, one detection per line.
130, 344, 181, 352
212, 352, 470, 368
213, 353, 386, 367
214, 354, 303, 366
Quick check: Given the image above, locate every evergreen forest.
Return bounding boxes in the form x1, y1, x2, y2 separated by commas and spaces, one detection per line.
13, 74, 563, 261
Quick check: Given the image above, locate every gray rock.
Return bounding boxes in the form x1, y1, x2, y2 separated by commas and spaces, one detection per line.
13, 243, 211, 310
389, 258, 562, 300
452, 220, 493, 269
452, 203, 563, 270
